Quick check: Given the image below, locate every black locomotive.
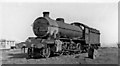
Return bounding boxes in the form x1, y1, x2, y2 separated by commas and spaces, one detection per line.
26, 12, 100, 58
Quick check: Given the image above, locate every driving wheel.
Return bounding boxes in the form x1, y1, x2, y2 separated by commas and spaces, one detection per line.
42, 46, 51, 58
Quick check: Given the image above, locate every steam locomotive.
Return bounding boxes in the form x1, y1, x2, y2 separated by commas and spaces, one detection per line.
26, 12, 100, 58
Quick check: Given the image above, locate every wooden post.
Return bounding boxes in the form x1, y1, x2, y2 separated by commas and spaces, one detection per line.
22, 44, 26, 53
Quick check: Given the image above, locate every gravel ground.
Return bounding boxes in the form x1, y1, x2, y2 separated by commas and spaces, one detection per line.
1, 47, 118, 64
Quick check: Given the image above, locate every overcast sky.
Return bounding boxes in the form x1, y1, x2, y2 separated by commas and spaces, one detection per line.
0, 1, 118, 47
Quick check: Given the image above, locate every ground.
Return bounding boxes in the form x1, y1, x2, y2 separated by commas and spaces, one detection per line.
0, 47, 118, 64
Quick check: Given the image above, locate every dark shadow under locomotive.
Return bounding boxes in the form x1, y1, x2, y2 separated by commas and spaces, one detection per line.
26, 12, 100, 58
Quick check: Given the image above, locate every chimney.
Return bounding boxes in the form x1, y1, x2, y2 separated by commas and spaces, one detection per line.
43, 12, 49, 17
56, 18, 64, 23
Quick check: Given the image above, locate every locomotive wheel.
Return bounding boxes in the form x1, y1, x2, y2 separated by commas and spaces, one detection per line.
77, 43, 81, 53
27, 48, 35, 58
42, 46, 51, 58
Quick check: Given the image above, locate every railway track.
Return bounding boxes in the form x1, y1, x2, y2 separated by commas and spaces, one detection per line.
1, 47, 118, 64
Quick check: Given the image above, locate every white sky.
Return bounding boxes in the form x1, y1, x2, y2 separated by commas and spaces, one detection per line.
0, 0, 118, 47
